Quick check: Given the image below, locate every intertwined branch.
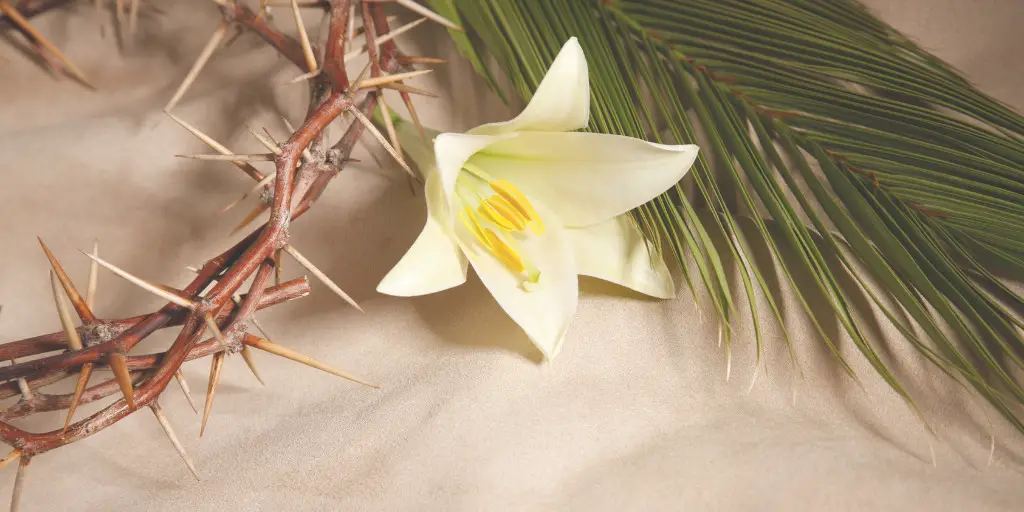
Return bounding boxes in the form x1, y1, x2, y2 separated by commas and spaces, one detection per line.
0, 0, 452, 509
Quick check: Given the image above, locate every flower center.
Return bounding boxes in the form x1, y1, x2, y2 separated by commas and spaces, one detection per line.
456, 163, 545, 288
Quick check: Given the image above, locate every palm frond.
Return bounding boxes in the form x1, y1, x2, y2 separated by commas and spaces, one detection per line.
431, 0, 1024, 432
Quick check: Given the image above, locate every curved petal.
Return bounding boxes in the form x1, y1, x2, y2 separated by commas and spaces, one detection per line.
456, 201, 578, 359
566, 215, 675, 299
394, 119, 442, 175
468, 37, 589, 135
472, 131, 699, 227
377, 169, 468, 297
434, 132, 515, 209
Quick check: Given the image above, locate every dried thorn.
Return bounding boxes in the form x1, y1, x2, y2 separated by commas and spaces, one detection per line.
283, 244, 362, 312
174, 369, 199, 414
222, 171, 276, 214
177, 153, 276, 161
0, 450, 20, 471
86, 241, 99, 311
392, 0, 462, 31
39, 238, 97, 324
343, 17, 427, 62
290, 0, 318, 73
274, 248, 284, 287
240, 346, 265, 385
346, 62, 372, 96
48, 271, 84, 350
346, 104, 417, 180
377, 98, 405, 170
164, 22, 230, 112
353, 15, 398, 39
0, 1, 96, 88
109, 353, 136, 409
63, 362, 93, 431
200, 352, 225, 437
401, 55, 448, 65
150, 402, 200, 480
203, 313, 230, 349
10, 457, 29, 512
354, 69, 432, 90
81, 251, 195, 309
398, 88, 428, 141
231, 203, 270, 235
245, 126, 283, 155
244, 335, 376, 388
164, 112, 264, 182
287, 68, 321, 84
380, 81, 439, 98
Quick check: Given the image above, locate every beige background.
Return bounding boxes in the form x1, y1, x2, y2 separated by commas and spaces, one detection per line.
1, 1, 1023, 510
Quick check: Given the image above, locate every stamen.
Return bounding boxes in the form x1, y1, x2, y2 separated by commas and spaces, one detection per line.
482, 229, 526, 273
477, 201, 516, 231
485, 197, 527, 231
458, 207, 492, 249
489, 179, 545, 234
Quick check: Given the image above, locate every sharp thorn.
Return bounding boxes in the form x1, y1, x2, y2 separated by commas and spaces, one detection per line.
200, 352, 225, 437
245, 126, 283, 155
398, 89, 428, 141
231, 203, 270, 235
164, 22, 229, 112
81, 251, 195, 309
150, 402, 200, 480
354, 69, 432, 90
346, 105, 417, 181
290, 0, 319, 73
164, 112, 265, 182
343, 17, 427, 62
174, 369, 199, 414
39, 238, 97, 324
49, 270, 84, 350
244, 335, 376, 388
0, 1, 96, 88
346, 62, 371, 95
377, 97, 405, 170
109, 353, 136, 409
86, 241, 99, 311
0, 450, 21, 471
287, 68, 321, 84
10, 456, 29, 512
176, 153, 276, 161
394, 0, 463, 31
240, 346, 265, 385
283, 244, 362, 312
274, 248, 284, 287
221, 171, 276, 214
203, 313, 230, 349
402, 55, 448, 65
381, 81, 439, 98
63, 362, 93, 431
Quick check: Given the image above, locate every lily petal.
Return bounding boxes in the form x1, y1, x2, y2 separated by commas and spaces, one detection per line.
456, 201, 578, 359
566, 215, 675, 299
394, 120, 441, 173
434, 132, 515, 209
473, 131, 699, 227
468, 37, 589, 135
378, 169, 468, 297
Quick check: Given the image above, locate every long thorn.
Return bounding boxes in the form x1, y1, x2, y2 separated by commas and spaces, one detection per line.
245, 126, 283, 155
0, 1, 95, 88
398, 88, 428, 141
150, 402, 200, 480
164, 112, 264, 182
343, 17, 427, 62
10, 457, 29, 512
380, 81, 438, 98
377, 98, 404, 169
283, 245, 362, 312
164, 22, 229, 111
63, 362, 93, 431
401, 55, 448, 65
290, 0, 318, 73
245, 335, 376, 388
240, 346, 265, 385
0, 450, 20, 471
174, 369, 199, 414
346, 105, 416, 180
221, 171, 276, 214
49, 271, 84, 350
86, 241, 99, 311
274, 248, 284, 287
231, 203, 270, 235
177, 153, 276, 161
200, 352, 225, 437
81, 251, 194, 309
394, 0, 462, 31
39, 238, 97, 324
109, 353, 135, 409
204, 313, 230, 348
354, 69, 432, 90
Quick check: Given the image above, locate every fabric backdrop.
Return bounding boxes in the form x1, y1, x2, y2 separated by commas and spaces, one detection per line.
1, 1, 1022, 510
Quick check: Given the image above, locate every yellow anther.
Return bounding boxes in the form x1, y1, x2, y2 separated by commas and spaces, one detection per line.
483, 229, 526, 273
489, 179, 545, 235
486, 196, 527, 231
459, 207, 492, 249
477, 201, 516, 231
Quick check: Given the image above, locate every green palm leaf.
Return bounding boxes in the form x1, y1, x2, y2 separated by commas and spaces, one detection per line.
430, 0, 1024, 432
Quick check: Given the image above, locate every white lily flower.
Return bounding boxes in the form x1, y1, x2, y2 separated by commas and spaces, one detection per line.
377, 37, 699, 359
